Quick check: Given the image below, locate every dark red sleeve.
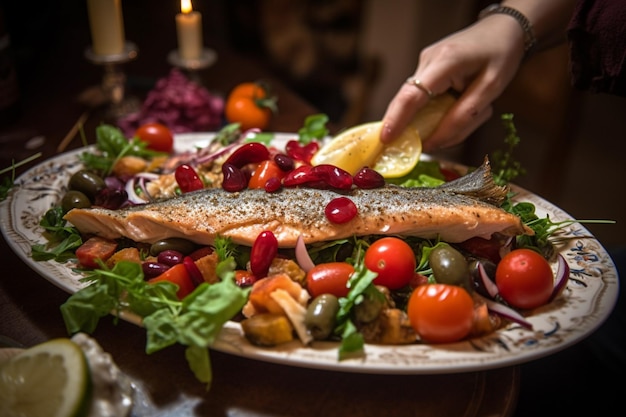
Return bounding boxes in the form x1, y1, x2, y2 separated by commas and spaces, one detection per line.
567, 0, 626, 96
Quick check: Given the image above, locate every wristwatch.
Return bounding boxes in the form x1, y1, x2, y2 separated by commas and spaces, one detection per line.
478, 3, 537, 54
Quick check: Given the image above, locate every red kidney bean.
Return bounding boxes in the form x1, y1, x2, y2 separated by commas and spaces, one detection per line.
274, 153, 295, 171
250, 230, 278, 278
183, 256, 204, 286
175, 164, 204, 193
157, 250, 184, 266
325, 197, 358, 224
264, 176, 282, 192
285, 140, 319, 163
353, 167, 385, 189
224, 142, 270, 168
222, 163, 248, 192
142, 261, 170, 279
282, 165, 321, 187
311, 165, 353, 190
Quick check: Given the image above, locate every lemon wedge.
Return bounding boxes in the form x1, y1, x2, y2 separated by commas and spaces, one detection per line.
310, 121, 384, 176
312, 92, 456, 178
0, 338, 92, 417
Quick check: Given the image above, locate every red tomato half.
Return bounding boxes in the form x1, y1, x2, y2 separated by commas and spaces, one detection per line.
364, 237, 416, 290
306, 262, 354, 298
407, 284, 475, 343
495, 248, 554, 310
135, 122, 174, 153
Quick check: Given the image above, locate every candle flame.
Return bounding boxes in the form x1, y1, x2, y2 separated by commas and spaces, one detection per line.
181, 0, 193, 14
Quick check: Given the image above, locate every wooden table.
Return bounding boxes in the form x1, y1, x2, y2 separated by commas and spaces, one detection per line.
0, 3, 520, 416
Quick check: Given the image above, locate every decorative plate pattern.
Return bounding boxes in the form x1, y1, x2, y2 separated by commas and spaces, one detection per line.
0, 133, 619, 374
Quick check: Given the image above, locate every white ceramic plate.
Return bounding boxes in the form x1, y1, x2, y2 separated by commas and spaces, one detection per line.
1, 133, 619, 374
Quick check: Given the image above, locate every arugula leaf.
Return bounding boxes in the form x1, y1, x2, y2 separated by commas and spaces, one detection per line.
298, 114, 329, 144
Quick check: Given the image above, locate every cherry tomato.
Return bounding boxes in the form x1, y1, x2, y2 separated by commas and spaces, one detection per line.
248, 160, 285, 189
225, 82, 277, 131
495, 248, 554, 310
135, 122, 174, 153
306, 262, 355, 298
364, 237, 416, 290
407, 284, 475, 343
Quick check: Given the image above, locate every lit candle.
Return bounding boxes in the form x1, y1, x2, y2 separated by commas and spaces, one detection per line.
176, 0, 203, 60
87, 0, 126, 56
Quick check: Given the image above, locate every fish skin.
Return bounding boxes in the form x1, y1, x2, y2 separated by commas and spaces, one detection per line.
64, 158, 533, 248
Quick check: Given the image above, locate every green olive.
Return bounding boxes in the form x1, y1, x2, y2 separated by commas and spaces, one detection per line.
429, 244, 471, 290
61, 190, 91, 212
305, 294, 340, 340
150, 238, 197, 256
69, 170, 105, 200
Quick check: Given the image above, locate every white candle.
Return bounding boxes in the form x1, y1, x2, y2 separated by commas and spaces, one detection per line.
176, 0, 203, 60
87, 0, 126, 56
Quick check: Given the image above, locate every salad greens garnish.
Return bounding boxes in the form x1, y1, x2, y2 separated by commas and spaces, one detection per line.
61, 257, 250, 389
80, 124, 164, 176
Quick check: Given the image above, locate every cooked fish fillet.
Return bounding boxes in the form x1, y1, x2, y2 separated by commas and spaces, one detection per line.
64, 158, 533, 247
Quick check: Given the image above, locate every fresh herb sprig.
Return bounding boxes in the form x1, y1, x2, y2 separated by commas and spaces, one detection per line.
0, 153, 42, 201
490, 113, 526, 186
61, 258, 250, 388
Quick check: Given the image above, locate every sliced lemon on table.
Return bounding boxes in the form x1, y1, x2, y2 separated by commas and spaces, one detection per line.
0, 338, 92, 417
312, 92, 456, 178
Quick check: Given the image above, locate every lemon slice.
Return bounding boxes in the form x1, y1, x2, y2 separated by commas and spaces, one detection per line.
312, 92, 456, 178
0, 338, 92, 417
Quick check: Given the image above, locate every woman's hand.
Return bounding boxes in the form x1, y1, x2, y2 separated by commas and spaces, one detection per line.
380, 15, 527, 152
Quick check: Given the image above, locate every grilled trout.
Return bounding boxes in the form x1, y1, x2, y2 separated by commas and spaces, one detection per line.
64, 158, 533, 248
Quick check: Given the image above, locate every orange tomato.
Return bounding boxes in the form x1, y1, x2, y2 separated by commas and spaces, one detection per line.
225, 82, 277, 131
407, 284, 474, 343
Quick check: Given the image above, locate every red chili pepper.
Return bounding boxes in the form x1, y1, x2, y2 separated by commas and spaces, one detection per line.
250, 230, 278, 278
175, 164, 204, 193
224, 142, 271, 168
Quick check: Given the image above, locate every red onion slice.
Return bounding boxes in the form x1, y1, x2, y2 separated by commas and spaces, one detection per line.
549, 254, 570, 301
475, 293, 534, 330
295, 235, 315, 273
477, 261, 500, 299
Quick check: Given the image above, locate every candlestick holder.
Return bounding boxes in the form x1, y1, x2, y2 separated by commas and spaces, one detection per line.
167, 48, 217, 84
85, 41, 140, 120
